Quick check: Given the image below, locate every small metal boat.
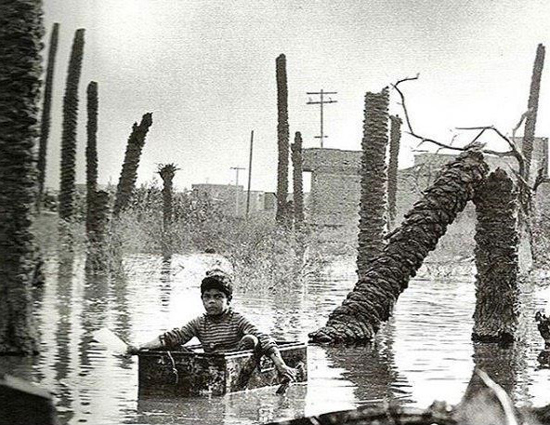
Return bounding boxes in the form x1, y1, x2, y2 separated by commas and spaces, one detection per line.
138, 341, 307, 396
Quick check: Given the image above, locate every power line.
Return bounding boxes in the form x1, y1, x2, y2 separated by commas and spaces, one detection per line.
230, 166, 245, 216
306, 89, 338, 148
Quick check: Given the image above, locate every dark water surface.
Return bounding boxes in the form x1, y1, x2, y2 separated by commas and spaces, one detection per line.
1, 253, 549, 424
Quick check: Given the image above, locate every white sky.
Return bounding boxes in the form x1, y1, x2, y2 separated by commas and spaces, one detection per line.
43, 0, 550, 193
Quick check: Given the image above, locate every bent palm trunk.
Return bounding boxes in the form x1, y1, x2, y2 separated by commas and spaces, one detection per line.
0, 0, 44, 355
113, 113, 153, 216
309, 145, 489, 344
472, 168, 519, 342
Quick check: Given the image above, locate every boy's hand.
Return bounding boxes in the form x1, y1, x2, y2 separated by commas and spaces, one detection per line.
276, 364, 297, 382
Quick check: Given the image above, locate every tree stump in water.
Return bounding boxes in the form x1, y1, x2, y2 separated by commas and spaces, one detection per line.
472, 168, 519, 342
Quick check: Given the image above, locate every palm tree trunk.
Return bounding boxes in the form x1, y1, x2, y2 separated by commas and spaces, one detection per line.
472, 168, 519, 342
158, 164, 177, 230
291, 131, 304, 225
309, 145, 489, 344
36, 22, 59, 212
356, 88, 390, 279
387, 115, 402, 229
113, 112, 153, 216
275, 54, 289, 226
58, 28, 85, 221
0, 0, 44, 355
85, 81, 98, 236
86, 190, 111, 272
522, 43, 545, 180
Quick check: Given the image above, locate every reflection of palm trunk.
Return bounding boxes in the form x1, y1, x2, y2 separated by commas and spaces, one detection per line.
472, 169, 519, 342
310, 146, 488, 343
54, 253, 75, 422
357, 89, 390, 278
322, 321, 408, 404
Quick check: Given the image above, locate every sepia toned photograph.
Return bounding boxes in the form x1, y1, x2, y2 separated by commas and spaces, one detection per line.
1, 1, 550, 424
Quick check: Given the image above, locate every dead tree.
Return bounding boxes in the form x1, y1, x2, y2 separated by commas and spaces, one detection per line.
113, 113, 153, 216
309, 145, 489, 343
85, 81, 99, 236
356, 88, 390, 279
387, 115, 402, 228
0, 0, 44, 355
522, 43, 545, 180
36, 22, 59, 211
58, 29, 85, 222
275, 54, 290, 226
291, 131, 304, 225
472, 168, 519, 342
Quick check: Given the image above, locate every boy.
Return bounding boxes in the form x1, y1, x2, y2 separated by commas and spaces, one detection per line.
127, 269, 296, 382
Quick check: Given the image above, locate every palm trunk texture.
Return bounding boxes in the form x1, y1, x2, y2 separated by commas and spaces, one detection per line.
387, 115, 402, 229
58, 28, 85, 221
275, 54, 289, 226
113, 112, 153, 216
85, 81, 99, 236
309, 145, 489, 344
0, 0, 44, 355
472, 168, 519, 342
36, 22, 59, 211
159, 164, 177, 229
291, 131, 304, 225
522, 43, 545, 180
356, 88, 390, 279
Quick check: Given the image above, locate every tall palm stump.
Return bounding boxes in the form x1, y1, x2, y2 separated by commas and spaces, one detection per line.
0, 0, 44, 354
472, 168, 519, 342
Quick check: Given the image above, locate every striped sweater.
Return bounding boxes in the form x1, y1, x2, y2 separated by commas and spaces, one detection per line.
161, 309, 277, 354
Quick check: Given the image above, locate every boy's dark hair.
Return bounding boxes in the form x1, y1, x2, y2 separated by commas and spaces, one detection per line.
201, 269, 233, 300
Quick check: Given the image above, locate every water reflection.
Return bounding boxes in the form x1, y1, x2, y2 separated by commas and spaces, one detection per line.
0, 253, 549, 425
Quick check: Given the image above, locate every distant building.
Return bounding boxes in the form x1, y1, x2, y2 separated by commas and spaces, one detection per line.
302, 136, 549, 229
192, 183, 244, 216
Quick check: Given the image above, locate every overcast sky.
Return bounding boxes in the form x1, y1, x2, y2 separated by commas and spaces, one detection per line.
42, 0, 550, 193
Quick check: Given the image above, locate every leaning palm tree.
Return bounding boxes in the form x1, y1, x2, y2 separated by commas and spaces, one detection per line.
0, 0, 44, 355
356, 88, 390, 279
36, 22, 59, 211
275, 54, 289, 226
113, 112, 153, 216
58, 28, 85, 221
387, 115, 402, 229
309, 145, 489, 344
291, 131, 304, 225
85, 81, 98, 236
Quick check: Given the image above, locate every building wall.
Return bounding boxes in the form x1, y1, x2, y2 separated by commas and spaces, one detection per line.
302, 137, 549, 229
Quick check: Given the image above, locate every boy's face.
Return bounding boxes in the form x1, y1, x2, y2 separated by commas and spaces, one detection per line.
201, 288, 230, 316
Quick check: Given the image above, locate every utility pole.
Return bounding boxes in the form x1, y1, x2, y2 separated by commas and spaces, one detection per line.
306, 89, 337, 148
230, 166, 245, 216
245, 130, 254, 219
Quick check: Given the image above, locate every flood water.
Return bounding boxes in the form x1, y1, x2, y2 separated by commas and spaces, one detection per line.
1, 252, 550, 424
